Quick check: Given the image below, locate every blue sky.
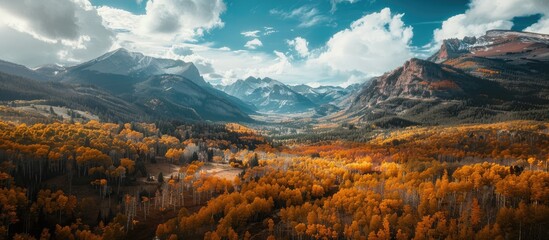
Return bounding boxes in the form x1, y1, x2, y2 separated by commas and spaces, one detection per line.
91, 0, 472, 55
1, 0, 548, 86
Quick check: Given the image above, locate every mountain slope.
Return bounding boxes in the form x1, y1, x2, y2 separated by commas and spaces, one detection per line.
433, 30, 549, 102
133, 75, 251, 121
345, 57, 548, 125
58, 49, 254, 121
222, 77, 316, 113
0, 71, 145, 122
64, 48, 210, 88
429, 30, 549, 63
0, 60, 51, 81
342, 30, 549, 126
0, 49, 255, 122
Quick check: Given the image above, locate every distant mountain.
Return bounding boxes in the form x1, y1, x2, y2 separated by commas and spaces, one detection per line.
0, 60, 51, 81
221, 77, 316, 113
0, 49, 255, 122
289, 84, 352, 105
34, 64, 67, 79
0, 71, 145, 122
344, 30, 549, 126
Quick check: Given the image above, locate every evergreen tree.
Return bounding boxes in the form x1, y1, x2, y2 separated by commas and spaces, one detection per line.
158, 172, 164, 183
249, 153, 259, 168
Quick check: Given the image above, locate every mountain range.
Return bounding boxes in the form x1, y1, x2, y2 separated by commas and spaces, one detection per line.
0, 48, 255, 122
218, 77, 358, 114
0, 30, 548, 126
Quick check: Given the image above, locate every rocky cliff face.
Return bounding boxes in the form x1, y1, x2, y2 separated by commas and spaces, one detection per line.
350, 58, 484, 109
343, 31, 549, 126
428, 30, 549, 63
428, 37, 477, 63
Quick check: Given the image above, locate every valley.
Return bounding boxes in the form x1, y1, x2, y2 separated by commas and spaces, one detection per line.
0, 26, 548, 240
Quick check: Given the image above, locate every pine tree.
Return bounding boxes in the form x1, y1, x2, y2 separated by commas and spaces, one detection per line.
249, 153, 259, 168
158, 172, 164, 183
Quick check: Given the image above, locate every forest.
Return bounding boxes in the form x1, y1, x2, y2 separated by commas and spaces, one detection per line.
0, 119, 548, 239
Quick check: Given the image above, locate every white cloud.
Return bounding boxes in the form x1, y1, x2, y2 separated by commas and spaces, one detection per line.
244, 38, 263, 49
0, 0, 80, 39
0, 0, 113, 66
241, 30, 260, 37
213, 8, 413, 87
330, 0, 360, 13
525, 16, 549, 33
96, 6, 139, 31
143, 0, 225, 34
263, 26, 277, 35
312, 8, 413, 75
96, 0, 228, 55
287, 37, 309, 57
434, 15, 512, 43
241, 28, 277, 40
434, 0, 549, 43
171, 45, 194, 56
339, 74, 367, 88
270, 5, 330, 28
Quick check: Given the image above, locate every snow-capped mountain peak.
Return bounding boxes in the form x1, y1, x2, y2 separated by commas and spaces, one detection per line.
221, 77, 316, 113
68, 48, 209, 88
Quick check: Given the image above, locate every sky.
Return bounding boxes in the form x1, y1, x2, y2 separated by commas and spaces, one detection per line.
0, 0, 548, 87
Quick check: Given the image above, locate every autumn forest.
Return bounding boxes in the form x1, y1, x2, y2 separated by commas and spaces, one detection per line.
0, 118, 547, 240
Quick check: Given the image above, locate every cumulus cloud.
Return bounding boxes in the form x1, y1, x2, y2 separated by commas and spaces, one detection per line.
0, 0, 80, 39
244, 38, 263, 49
97, 0, 229, 56
433, 0, 549, 43
525, 16, 549, 33
287, 37, 309, 57
0, 0, 113, 66
312, 8, 413, 75
270, 5, 330, 28
143, 0, 225, 34
97, 6, 140, 31
214, 8, 413, 86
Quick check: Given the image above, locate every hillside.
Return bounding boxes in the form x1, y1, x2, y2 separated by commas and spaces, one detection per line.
0, 49, 255, 122
0, 71, 145, 122
343, 30, 549, 126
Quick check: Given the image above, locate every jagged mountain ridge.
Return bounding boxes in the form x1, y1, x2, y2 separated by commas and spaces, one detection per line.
221, 77, 316, 113
289, 84, 352, 106
435, 30, 549, 102
428, 30, 549, 63
63, 48, 210, 88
